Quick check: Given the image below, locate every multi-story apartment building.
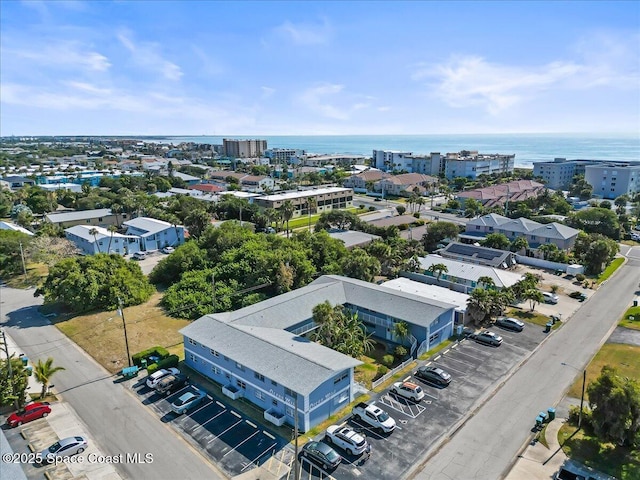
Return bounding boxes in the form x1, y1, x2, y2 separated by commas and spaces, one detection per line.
222, 139, 267, 158
407, 153, 444, 176
532, 158, 599, 189
583, 162, 640, 199
444, 151, 515, 179
265, 148, 305, 164
253, 187, 353, 217
371, 150, 413, 171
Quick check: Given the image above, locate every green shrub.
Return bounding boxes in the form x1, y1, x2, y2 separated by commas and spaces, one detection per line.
132, 346, 170, 367
382, 354, 395, 367
415, 220, 425, 226
146, 354, 179, 375
398, 224, 408, 231
368, 206, 375, 212
568, 404, 591, 428
376, 365, 389, 377
576, 273, 586, 282
394, 346, 408, 358
413, 213, 420, 219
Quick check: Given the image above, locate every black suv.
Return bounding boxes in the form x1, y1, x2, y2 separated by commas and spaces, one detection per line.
415, 366, 452, 387
154, 373, 188, 395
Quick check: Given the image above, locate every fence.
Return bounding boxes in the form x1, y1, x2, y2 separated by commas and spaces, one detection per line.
371, 358, 415, 390
514, 254, 584, 274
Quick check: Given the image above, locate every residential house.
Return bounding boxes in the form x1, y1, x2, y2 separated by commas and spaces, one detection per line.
456, 180, 546, 208
0, 221, 34, 236
46, 208, 120, 229
437, 242, 516, 269
123, 217, 185, 251
171, 171, 201, 186
181, 274, 456, 432
463, 213, 580, 250
240, 175, 276, 193
1, 175, 36, 189
375, 173, 438, 197
253, 187, 353, 218
65, 225, 140, 255
327, 229, 381, 249
342, 170, 386, 192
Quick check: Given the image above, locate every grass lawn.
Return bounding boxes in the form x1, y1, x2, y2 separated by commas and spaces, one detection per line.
598, 257, 625, 283
619, 306, 640, 331
567, 343, 640, 399
506, 308, 561, 329
6, 262, 48, 289
418, 338, 454, 361
558, 423, 640, 480
53, 291, 190, 374
354, 342, 403, 388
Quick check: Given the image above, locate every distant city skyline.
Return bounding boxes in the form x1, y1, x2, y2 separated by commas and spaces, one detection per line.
1, 1, 638, 136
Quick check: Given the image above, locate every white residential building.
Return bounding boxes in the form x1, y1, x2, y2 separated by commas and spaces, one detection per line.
444, 151, 515, 179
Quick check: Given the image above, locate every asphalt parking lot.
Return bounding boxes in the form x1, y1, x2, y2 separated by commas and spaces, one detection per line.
299, 321, 547, 480
131, 379, 287, 477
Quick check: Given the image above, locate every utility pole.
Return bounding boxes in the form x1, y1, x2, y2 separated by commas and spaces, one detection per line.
117, 298, 132, 367
579, 369, 586, 429
294, 394, 300, 480
0, 330, 20, 411
19, 242, 27, 276
211, 272, 216, 312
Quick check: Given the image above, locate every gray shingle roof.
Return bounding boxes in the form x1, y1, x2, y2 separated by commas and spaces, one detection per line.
182, 275, 458, 394
46, 208, 112, 223
123, 217, 173, 236
418, 255, 523, 288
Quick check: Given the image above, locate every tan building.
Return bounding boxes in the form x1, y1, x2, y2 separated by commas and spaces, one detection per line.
376, 173, 439, 196
45, 208, 122, 228
254, 187, 353, 217
223, 139, 267, 158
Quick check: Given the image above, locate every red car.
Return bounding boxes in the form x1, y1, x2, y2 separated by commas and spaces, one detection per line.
6, 402, 51, 428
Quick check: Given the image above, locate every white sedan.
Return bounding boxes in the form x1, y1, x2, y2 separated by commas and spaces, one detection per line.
146, 368, 180, 388
391, 381, 425, 401
325, 425, 369, 456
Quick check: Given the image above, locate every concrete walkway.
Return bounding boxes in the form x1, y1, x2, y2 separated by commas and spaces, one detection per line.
505, 416, 567, 480
3, 331, 122, 480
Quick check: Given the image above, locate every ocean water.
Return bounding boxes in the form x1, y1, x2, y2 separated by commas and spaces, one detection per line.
154, 133, 639, 168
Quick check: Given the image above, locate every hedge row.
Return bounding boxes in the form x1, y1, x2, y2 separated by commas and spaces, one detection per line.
131, 346, 170, 367
147, 355, 180, 375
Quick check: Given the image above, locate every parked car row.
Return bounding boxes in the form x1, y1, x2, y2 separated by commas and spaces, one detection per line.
143, 367, 207, 415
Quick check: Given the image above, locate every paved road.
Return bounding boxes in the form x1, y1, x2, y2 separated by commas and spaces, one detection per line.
0, 288, 223, 480
409, 250, 640, 480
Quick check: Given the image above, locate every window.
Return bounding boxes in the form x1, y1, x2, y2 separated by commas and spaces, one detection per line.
286, 406, 294, 417
211, 366, 221, 375
189, 354, 197, 362
236, 362, 244, 371
271, 380, 278, 386
272, 399, 278, 406
255, 391, 264, 400
285, 387, 297, 398
237, 380, 246, 389
210, 349, 219, 357
254, 372, 265, 382
429, 332, 440, 344
188, 338, 197, 346
334, 372, 348, 384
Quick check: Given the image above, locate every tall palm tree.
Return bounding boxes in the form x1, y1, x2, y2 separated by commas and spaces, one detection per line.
89, 227, 102, 253
280, 200, 295, 238
106, 225, 118, 253
33, 357, 65, 399
477, 276, 495, 290
306, 197, 317, 231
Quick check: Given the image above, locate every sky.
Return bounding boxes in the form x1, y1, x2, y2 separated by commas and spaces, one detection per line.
1, 1, 639, 136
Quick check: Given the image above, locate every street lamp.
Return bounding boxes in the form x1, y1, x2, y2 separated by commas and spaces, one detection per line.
561, 362, 586, 429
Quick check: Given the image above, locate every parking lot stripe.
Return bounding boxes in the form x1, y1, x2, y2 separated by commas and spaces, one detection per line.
431, 362, 467, 375
222, 430, 260, 457
434, 354, 441, 361
246, 420, 257, 428
350, 419, 385, 439
451, 343, 459, 349
216, 401, 225, 408
193, 408, 227, 430
209, 419, 243, 440
189, 400, 212, 416
241, 443, 277, 471
263, 431, 275, 440
231, 410, 242, 419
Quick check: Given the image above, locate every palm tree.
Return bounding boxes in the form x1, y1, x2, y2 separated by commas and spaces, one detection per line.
111, 203, 123, 227
306, 197, 317, 231
427, 263, 448, 282
280, 200, 295, 238
524, 289, 544, 312
467, 288, 492, 326
89, 227, 102, 253
477, 276, 495, 290
106, 225, 118, 253
393, 321, 410, 344
33, 357, 65, 399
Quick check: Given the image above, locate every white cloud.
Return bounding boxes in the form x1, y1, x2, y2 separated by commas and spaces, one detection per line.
261, 86, 276, 98
3, 41, 111, 72
415, 55, 581, 114
296, 83, 376, 120
275, 18, 332, 45
117, 30, 183, 81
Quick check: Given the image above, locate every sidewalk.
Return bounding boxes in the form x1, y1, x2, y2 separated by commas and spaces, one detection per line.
505, 416, 567, 480
3, 331, 123, 480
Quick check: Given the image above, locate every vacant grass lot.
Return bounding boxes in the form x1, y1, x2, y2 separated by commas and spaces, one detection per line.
598, 257, 625, 283
54, 292, 189, 373
619, 306, 640, 331
567, 343, 640, 399
559, 423, 640, 480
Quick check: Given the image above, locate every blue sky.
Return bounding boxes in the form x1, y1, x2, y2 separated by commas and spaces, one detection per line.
1, 1, 638, 136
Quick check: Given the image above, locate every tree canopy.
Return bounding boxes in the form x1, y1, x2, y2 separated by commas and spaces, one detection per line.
35, 254, 154, 312
567, 208, 621, 240
421, 221, 459, 252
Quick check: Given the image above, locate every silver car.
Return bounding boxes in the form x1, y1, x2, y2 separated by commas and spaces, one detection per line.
40, 436, 88, 463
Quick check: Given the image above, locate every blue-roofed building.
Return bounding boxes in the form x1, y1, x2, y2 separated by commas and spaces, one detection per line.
181, 275, 456, 432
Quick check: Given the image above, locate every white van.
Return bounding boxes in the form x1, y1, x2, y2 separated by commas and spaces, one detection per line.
542, 292, 559, 304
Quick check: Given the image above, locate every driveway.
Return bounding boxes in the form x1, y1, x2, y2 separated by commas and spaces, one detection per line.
607, 326, 640, 346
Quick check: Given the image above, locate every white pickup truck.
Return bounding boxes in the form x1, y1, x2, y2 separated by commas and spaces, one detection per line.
352, 402, 396, 433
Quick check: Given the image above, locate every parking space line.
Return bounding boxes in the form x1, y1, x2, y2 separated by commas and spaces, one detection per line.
431, 362, 467, 375
436, 355, 474, 368
350, 419, 385, 439
241, 442, 277, 471
189, 400, 212, 416
231, 410, 242, 419
216, 401, 225, 408
421, 390, 438, 401
451, 348, 487, 362
222, 430, 260, 457
263, 431, 275, 440
209, 419, 243, 441
246, 420, 257, 428
193, 408, 227, 431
